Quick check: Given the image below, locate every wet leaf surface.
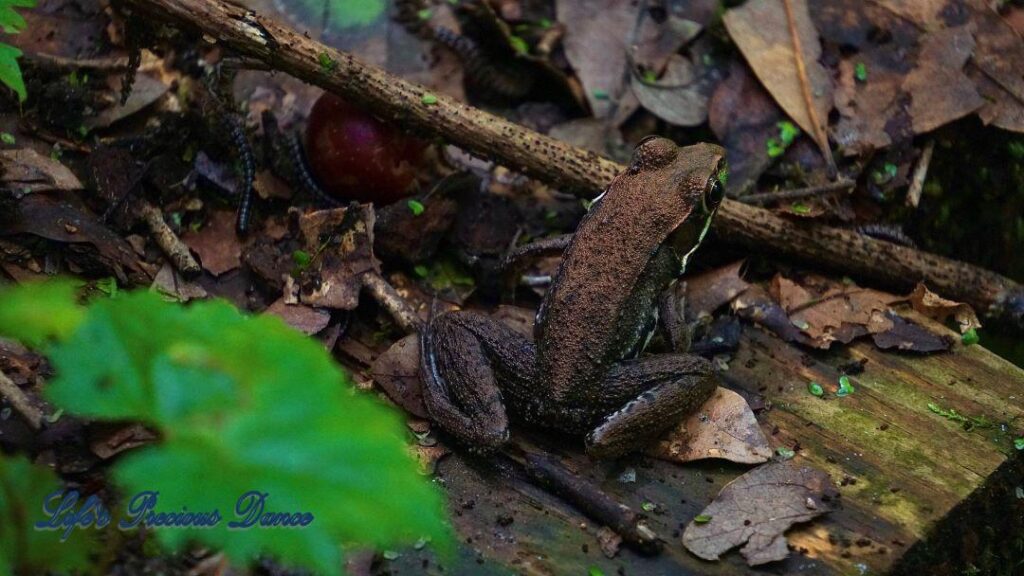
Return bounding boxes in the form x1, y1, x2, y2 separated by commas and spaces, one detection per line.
182, 210, 242, 277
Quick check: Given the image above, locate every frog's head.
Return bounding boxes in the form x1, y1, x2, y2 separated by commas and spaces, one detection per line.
628, 136, 726, 271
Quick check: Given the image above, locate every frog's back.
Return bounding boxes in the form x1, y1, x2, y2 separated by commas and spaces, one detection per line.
534, 141, 720, 403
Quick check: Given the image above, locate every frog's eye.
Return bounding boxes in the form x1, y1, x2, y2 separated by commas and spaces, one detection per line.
703, 178, 724, 212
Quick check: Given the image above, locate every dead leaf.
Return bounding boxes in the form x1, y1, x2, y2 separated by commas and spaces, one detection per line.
630, 55, 709, 126
557, 0, 701, 117
0, 149, 83, 194
0, 192, 147, 284
370, 334, 429, 419
596, 526, 622, 558
183, 210, 242, 276
151, 263, 208, 302
649, 387, 771, 465
84, 74, 169, 130
906, 283, 982, 333
724, 0, 832, 159
969, 4, 1024, 132
265, 299, 331, 335
682, 461, 836, 566
89, 423, 157, 460
708, 62, 782, 194
297, 204, 379, 310
871, 312, 953, 353
683, 260, 750, 319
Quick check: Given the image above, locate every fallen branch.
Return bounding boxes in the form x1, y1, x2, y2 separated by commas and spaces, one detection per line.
123, 0, 1024, 330
136, 200, 201, 276
0, 371, 44, 430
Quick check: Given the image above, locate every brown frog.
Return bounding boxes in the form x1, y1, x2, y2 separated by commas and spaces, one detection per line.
420, 137, 726, 458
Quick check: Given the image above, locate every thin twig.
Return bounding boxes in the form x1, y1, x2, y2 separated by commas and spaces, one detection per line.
743, 179, 855, 206
362, 272, 424, 333
905, 140, 934, 208
0, 371, 44, 430
136, 200, 202, 276
781, 0, 836, 176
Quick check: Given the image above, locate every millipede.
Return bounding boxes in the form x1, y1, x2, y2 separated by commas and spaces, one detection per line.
854, 223, 917, 248
220, 112, 256, 234
431, 25, 534, 101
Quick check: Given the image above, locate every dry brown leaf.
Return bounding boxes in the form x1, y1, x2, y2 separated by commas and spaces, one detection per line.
0, 149, 82, 194
871, 313, 953, 352
265, 298, 331, 335
370, 334, 429, 419
557, 0, 701, 117
182, 209, 241, 276
708, 62, 783, 194
906, 283, 982, 333
297, 204, 379, 310
649, 387, 771, 465
683, 260, 751, 319
723, 0, 832, 159
85, 74, 169, 130
630, 55, 709, 127
770, 275, 894, 347
682, 461, 836, 566
969, 3, 1024, 132
151, 264, 208, 302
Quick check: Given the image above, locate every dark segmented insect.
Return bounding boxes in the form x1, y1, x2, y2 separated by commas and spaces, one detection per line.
855, 223, 917, 248
431, 25, 534, 100
283, 131, 342, 208
220, 112, 256, 233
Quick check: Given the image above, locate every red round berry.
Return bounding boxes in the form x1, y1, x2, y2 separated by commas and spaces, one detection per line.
305, 93, 426, 204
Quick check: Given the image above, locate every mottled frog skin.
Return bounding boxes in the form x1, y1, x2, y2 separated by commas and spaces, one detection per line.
420, 137, 726, 458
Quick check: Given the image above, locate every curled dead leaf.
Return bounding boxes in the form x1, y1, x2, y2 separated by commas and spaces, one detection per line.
297, 204, 379, 310
907, 283, 982, 334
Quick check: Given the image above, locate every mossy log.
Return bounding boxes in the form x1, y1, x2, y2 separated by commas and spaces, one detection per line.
383, 313, 1024, 575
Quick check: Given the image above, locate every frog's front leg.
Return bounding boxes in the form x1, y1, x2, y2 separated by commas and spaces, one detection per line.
585, 354, 716, 459
420, 311, 536, 452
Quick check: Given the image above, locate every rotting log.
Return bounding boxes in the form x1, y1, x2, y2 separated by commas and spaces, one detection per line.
370, 311, 1024, 575
123, 0, 1024, 330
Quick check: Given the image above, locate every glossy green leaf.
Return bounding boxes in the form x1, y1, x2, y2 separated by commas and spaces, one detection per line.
807, 382, 823, 397
281, 0, 385, 30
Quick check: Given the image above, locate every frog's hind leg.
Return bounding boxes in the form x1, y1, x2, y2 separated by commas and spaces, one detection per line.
585, 354, 716, 459
420, 311, 534, 453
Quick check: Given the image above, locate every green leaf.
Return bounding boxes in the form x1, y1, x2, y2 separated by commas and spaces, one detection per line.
1014, 438, 1024, 451
961, 328, 979, 346
421, 93, 438, 105
0, 131, 13, 144
807, 382, 823, 397
693, 514, 712, 524
640, 502, 655, 512
36, 291, 450, 574
317, 52, 337, 72
775, 447, 795, 460
508, 35, 529, 55
0, 280, 86, 347
284, 0, 385, 29
407, 199, 425, 216
0, 0, 33, 34
854, 62, 868, 82
0, 43, 27, 102
777, 121, 800, 146
790, 202, 811, 215
587, 567, 605, 576
0, 455, 94, 574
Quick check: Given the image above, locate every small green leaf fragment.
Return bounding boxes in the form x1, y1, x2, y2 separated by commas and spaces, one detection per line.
854, 62, 868, 82
292, 250, 312, 269
777, 121, 800, 146
421, 93, 438, 105
0, 131, 14, 144
592, 89, 609, 100
766, 138, 784, 158
544, 209, 558, 220
588, 568, 605, 576
776, 447, 795, 460
808, 382, 823, 397
407, 199, 425, 216
417, 8, 432, 20
382, 550, 400, 561
694, 514, 712, 524
837, 375, 855, 397
961, 328, 979, 346
1015, 438, 1024, 451
508, 35, 529, 55
414, 264, 429, 278
791, 202, 811, 215
642, 69, 658, 83
641, 501, 655, 512
539, 18, 553, 28
317, 51, 337, 72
